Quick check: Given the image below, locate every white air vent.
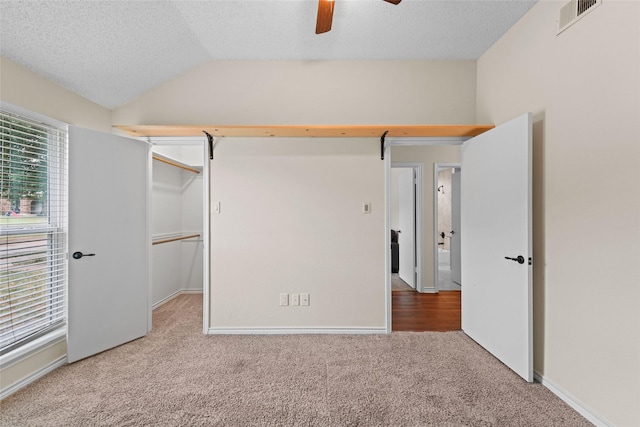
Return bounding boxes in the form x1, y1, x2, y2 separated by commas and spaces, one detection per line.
557, 0, 601, 35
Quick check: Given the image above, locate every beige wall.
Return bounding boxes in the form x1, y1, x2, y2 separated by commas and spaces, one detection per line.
209, 138, 385, 330
391, 146, 461, 290
0, 339, 66, 392
0, 56, 111, 132
112, 60, 476, 125
477, 1, 640, 425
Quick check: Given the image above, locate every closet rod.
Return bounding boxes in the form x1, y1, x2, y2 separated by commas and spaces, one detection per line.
152, 234, 201, 246
152, 155, 200, 174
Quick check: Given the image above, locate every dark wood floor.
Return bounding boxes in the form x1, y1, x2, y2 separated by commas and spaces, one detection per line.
392, 290, 461, 332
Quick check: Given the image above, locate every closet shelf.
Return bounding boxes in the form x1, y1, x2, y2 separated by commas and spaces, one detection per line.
117, 124, 494, 138
152, 153, 201, 174
152, 234, 201, 246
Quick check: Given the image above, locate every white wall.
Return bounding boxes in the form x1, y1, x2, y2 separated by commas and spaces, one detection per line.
389, 169, 402, 230
390, 146, 461, 291
151, 158, 184, 305
180, 146, 204, 292
476, 1, 640, 425
209, 138, 385, 330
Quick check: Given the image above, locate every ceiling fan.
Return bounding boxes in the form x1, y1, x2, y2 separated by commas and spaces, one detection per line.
316, 0, 402, 34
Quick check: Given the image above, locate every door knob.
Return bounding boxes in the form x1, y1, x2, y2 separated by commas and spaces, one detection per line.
504, 255, 525, 264
72, 251, 95, 260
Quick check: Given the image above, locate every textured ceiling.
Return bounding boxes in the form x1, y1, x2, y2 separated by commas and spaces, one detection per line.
0, 0, 537, 109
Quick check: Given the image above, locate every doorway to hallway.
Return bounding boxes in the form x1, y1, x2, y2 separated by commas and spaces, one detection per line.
390, 163, 423, 292
434, 163, 462, 292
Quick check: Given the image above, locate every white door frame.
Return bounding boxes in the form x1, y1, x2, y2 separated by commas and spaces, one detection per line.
384, 137, 468, 330
390, 163, 423, 292
433, 162, 461, 293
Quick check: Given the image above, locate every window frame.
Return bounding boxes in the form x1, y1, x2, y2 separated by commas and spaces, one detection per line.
0, 102, 68, 359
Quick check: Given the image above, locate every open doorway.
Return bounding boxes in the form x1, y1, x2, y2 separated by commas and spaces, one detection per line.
390, 163, 423, 293
434, 163, 462, 292
148, 137, 209, 326
386, 142, 464, 332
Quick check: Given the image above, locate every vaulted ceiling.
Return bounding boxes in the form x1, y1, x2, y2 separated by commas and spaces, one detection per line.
0, 0, 537, 110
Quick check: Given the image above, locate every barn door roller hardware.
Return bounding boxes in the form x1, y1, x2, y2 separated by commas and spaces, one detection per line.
203, 131, 215, 160
380, 130, 389, 160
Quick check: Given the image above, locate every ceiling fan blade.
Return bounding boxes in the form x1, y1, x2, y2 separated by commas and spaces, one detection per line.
316, 0, 334, 34
383, 0, 402, 4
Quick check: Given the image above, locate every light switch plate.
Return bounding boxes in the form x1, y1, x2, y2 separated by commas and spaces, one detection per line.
363, 202, 372, 214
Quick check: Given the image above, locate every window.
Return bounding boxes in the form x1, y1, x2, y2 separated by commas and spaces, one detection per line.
0, 109, 67, 354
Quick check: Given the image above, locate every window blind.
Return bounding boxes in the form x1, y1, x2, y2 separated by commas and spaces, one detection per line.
0, 109, 67, 354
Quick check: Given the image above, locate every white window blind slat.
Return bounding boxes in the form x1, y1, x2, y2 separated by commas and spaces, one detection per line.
1, 285, 65, 308
1, 109, 67, 353
0, 297, 64, 327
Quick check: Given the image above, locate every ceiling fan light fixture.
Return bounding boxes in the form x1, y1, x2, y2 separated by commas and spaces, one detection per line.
315, 0, 401, 34
315, 0, 335, 34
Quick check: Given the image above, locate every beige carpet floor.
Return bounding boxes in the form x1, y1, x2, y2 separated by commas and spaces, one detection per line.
0, 294, 591, 426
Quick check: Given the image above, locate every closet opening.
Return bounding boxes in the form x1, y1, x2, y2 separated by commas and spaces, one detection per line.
148, 137, 209, 328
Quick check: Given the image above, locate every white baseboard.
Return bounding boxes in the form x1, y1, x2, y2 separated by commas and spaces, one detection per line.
0, 355, 66, 400
152, 289, 203, 310
207, 327, 387, 335
534, 371, 612, 427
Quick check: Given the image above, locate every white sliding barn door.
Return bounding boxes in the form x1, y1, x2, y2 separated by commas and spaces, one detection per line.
461, 113, 533, 382
67, 127, 149, 363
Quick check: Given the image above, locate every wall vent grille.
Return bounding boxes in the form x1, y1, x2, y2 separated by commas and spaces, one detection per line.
557, 0, 601, 35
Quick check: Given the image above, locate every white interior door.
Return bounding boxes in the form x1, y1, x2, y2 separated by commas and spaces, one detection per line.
461, 113, 532, 382
450, 168, 461, 285
67, 126, 149, 363
397, 168, 416, 288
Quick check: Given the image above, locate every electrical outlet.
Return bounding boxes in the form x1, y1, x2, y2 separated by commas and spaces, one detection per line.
280, 293, 289, 306
290, 294, 299, 306
363, 202, 372, 214
300, 293, 309, 306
